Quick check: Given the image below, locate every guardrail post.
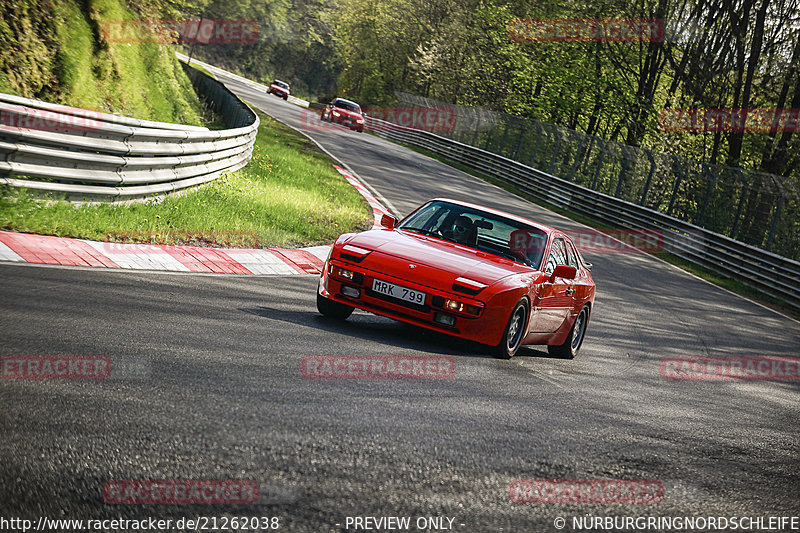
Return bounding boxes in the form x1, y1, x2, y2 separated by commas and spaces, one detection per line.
730, 169, 749, 239
548, 128, 562, 175
696, 163, 716, 226
639, 149, 656, 205
666, 155, 684, 216
614, 148, 631, 198
766, 186, 785, 252
567, 134, 588, 182
470, 118, 481, 147
498, 118, 511, 156
528, 122, 544, 168
483, 124, 495, 151
590, 140, 608, 190
512, 121, 525, 161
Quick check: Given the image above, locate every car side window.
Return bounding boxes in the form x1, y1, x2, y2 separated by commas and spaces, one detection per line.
564, 240, 579, 268
544, 238, 567, 274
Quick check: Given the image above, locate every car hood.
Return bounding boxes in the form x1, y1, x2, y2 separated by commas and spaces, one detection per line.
333, 108, 362, 120
340, 229, 532, 289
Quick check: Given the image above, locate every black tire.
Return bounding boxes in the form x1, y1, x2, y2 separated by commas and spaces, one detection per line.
283, 95, 288, 100
316, 293, 354, 320
548, 306, 589, 359
493, 299, 528, 359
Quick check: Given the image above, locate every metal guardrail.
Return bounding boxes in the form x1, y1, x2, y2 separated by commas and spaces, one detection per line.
0, 62, 258, 201
366, 117, 800, 311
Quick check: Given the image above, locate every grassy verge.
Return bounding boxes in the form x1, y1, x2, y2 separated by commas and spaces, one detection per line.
395, 141, 800, 320
0, 111, 372, 248
1, 0, 207, 125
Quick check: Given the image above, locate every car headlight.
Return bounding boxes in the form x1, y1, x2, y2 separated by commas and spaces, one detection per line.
332, 266, 354, 279
443, 299, 482, 316
333, 111, 341, 117
356, 118, 364, 123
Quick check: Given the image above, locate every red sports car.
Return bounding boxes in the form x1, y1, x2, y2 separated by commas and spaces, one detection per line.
268, 79, 290, 100
317, 199, 596, 358
321, 98, 365, 132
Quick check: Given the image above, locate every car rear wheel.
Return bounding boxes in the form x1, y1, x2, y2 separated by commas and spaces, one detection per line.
316, 293, 354, 320
548, 306, 588, 359
493, 299, 528, 359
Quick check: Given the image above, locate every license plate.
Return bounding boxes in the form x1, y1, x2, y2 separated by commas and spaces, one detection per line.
372, 279, 426, 305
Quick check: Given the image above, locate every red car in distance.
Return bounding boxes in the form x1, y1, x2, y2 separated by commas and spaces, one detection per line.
268, 79, 290, 100
317, 199, 596, 358
321, 98, 365, 132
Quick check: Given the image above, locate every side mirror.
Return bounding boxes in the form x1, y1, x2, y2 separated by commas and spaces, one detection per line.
549, 264, 577, 282
380, 213, 397, 230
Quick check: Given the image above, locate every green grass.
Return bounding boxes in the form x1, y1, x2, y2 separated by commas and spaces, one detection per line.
2, 0, 207, 125
0, 111, 372, 248
395, 142, 800, 320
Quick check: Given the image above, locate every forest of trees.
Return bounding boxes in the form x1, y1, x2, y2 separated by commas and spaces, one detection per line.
174, 0, 800, 185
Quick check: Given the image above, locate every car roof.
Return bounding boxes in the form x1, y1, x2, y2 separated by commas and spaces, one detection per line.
334, 98, 360, 107
273, 79, 288, 84
428, 198, 557, 235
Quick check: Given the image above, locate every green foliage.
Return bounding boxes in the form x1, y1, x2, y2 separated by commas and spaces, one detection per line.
1, 0, 205, 124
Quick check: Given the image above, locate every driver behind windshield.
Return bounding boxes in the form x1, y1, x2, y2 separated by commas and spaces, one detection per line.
444, 215, 476, 246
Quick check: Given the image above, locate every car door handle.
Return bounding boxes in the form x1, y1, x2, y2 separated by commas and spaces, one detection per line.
565, 288, 575, 296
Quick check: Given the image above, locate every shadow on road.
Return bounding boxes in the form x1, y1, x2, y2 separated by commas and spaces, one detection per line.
239, 305, 558, 360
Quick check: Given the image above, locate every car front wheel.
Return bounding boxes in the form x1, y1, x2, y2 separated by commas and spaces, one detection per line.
493, 299, 528, 359
548, 306, 589, 359
316, 293, 354, 320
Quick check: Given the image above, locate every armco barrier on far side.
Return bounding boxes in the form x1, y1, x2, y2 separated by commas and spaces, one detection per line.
365, 115, 800, 312
0, 60, 258, 202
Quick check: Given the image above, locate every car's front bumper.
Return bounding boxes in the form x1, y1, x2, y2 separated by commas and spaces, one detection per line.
318, 258, 511, 346
332, 115, 363, 130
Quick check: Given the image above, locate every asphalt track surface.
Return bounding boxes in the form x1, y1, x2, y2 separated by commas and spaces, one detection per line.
1, 68, 799, 532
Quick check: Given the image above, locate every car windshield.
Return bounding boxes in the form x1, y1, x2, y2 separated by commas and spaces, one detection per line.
335, 100, 361, 113
274, 81, 289, 89
397, 200, 548, 268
